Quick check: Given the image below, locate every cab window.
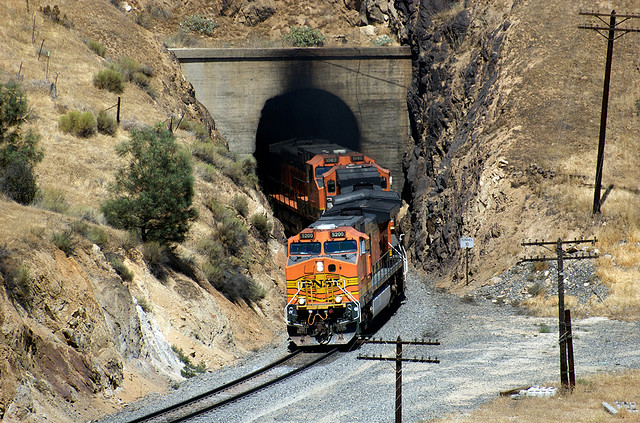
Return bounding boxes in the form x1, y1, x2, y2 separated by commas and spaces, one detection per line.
327, 179, 336, 194
290, 242, 321, 255
324, 240, 357, 254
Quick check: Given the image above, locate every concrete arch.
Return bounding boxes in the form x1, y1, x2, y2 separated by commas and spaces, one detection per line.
254, 88, 361, 163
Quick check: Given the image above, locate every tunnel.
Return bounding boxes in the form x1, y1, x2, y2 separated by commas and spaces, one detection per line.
254, 88, 361, 183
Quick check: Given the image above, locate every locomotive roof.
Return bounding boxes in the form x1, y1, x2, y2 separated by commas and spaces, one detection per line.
269, 138, 355, 158
336, 166, 384, 192
323, 189, 401, 225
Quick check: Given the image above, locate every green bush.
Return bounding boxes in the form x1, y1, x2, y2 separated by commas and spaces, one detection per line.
203, 257, 264, 304
93, 69, 124, 93
232, 194, 249, 217
372, 35, 393, 46
180, 14, 218, 36
214, 217, 247, 255
172, 345, 206, 378
283, 26, 326, 47
52, 230, 74, 256
85, 39, 106, 57
0, 158, 38, 205
6, 264, 33, 311
58, 110, 97, 138
106, 253, 134, 282
131, 71, 150, 88
250, 213, 272, 242
97, 110, 117, 136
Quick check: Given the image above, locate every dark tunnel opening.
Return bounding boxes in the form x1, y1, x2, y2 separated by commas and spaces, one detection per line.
254, 88, 360, 183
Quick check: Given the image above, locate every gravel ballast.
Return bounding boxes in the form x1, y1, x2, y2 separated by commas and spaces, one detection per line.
100, 268, 640, 422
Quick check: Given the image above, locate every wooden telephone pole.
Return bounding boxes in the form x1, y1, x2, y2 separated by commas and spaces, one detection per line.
521, 238, 598, 388
358, 337, 440, 423
578, 10, 640, 214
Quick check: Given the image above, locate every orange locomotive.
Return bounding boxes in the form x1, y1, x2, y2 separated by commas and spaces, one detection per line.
285, 189, 406, 346
264, 138, 392, 234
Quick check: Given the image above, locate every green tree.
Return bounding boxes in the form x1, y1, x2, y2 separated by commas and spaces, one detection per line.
101, 125, 198, 244
0, 82, 43, 204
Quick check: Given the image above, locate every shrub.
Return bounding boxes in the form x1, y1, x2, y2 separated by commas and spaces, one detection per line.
93, 69, 124, 93
538, 323, 551, 333
232, 194, 249, 217
283, 26, 326, 47
214, 217, 247, 255
131, 71, 150, 88
52, 230, 74, 256
97, 110, 117, 136
36, 188, 69, 213
142, 241, 168, 279
172, 345, 206, 378
58, 110, 97, 138
204, 258, 264, 304
107, 254, 133, 281
136, 296, 152, 312
372, 35, 393, 46
179, 120, 208, 141
0, 158, 38, 205
6, 264, 33, 311
85, 39, 106, 57
250, 213, 272, 242
180, 14, 218, 36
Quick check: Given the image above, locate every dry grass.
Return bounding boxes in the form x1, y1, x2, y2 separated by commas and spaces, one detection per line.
429, 370, 640, 423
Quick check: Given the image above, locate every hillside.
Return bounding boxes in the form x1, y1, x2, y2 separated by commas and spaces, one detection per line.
1, 0, 640, 422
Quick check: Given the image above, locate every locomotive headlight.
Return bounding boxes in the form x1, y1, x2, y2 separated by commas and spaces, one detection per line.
316, 261, 324, 272
298, 297, 306, 306
335, 295, 343, 304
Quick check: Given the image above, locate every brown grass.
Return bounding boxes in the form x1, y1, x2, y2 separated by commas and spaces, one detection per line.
429, 370, 640, 423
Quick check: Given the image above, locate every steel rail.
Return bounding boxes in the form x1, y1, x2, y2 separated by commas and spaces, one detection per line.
171, 348, 339, 422
126, 350, 304, 423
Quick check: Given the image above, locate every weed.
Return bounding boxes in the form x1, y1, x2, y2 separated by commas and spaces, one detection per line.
51, 229, 74, 256
106, 253, 133, 281
40, 5, 72, 27
232, 194, 249, 217
172, 345, 206, 378
36, 188, 69, 213
283, 26, 326, 47
58, 110, 97, 138
85, 39, 106, 57
136, 296, 152, 313
372, 35, 393, 46
250, 213, 272, 242
93, 69, 124, 94
538, 322, 551, 333
97, 110, 117, 136
527, 281, 546, 297
180, 15, 218, 36
214, 217, 247, 255
142, 241, 168, 280
0, 158, 38, 205
5, 263, 33, 311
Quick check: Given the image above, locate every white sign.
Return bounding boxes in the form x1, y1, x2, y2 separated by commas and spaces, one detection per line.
460, 237, 474, 249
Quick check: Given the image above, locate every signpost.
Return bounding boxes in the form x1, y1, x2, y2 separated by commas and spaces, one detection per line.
460, 237, 474, 285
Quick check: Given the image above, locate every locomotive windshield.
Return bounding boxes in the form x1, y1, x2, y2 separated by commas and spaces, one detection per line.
290, 242, 321, 255
324, 240, 358, 254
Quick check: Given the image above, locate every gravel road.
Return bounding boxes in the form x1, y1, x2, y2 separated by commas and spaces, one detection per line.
101, 268, 640, 423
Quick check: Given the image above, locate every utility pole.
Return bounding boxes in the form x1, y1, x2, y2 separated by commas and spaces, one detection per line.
358, 336, 440, 423
521, 238, 598, 388
578, 10, 640, 214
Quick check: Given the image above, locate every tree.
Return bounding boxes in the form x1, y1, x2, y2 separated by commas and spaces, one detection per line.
0, 82, 43, 204
101, 125, 198, 244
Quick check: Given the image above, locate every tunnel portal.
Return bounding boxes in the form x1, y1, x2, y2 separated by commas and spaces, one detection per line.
254, 88, 361, 181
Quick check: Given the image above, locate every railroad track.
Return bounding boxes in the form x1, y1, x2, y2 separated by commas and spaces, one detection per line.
125, 348, 339, 423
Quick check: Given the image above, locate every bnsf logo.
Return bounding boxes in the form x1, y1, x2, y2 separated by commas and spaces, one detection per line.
303, 279, 339, 288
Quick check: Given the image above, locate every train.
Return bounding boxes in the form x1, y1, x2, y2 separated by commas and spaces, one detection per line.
263, 138, 407, 347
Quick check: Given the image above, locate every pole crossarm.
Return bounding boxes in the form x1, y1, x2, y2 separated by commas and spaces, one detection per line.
359, 337, 440, 346
579, 10, 640, 19
357, 355, 440, 364
522, 238, 597, 247
520, 253, 599, 263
